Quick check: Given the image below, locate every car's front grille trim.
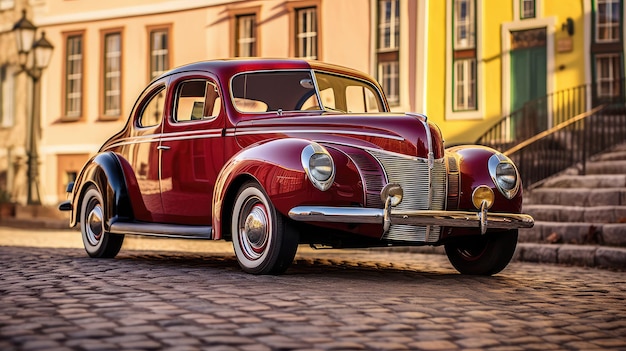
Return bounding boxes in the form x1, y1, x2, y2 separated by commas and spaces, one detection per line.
366, 149, 447, 243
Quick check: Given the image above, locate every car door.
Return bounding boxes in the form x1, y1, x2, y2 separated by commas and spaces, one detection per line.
159, 74, 225, 224
126, 83, 167, 222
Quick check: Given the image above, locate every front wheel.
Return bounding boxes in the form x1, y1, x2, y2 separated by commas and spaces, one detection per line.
80, 185, 124, 258
444, 230, 518, 275
231, 181, 299, 274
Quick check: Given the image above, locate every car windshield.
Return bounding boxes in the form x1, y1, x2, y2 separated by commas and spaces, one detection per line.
230, 70, 385, 114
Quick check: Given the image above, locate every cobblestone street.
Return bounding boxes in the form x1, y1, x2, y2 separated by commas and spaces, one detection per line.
1, 227, 625, 350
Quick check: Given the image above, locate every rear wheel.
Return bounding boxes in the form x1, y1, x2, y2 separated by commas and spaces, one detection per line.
80, 186, 124, 258
444, 230, 518, 275
231, 181, 298, 274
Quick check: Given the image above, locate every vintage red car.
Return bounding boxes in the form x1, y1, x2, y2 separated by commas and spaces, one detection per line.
59, 58, 533, 275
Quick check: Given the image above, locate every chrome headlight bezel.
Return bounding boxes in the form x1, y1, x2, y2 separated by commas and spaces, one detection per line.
488, 153, 521, 199
301, 143, 335, 191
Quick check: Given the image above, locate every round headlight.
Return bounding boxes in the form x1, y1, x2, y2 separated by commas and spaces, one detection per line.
309, 153, 333, 181
301, 143, 335, 191
488, 153, 520, 199
496, 162, 517, 191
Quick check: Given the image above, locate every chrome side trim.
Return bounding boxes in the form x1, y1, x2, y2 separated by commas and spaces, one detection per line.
288, 205, 534, 239
109, 221, 213, 239
232, 127, 405, 141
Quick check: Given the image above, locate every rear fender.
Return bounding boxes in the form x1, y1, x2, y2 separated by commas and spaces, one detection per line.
70, 152, 133, 230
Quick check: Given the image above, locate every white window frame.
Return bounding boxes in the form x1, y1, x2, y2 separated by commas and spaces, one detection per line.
378, 0, 400, 51
65, 35, 83, 119
378, 61, 399, 105
446, 0, 483, 120
514, 0, 542, 20
454, 0, 475, 49
454, 59, 476, 110
236, 14, 256, 57
103, 32, 122, 117
150, 29, 169, 79
376, 0, 401, 106
596, 0, 621, 43
0, 65, 15, 128
296, 7, 318, 60
596, 53, 622, 97
521, 0, 536, 19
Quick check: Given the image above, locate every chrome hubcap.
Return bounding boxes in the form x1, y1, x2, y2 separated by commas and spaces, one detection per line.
239, 199, 270, 260
86, 202, 104, 246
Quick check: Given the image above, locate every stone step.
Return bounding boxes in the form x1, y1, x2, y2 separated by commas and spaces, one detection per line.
525, 188, 626, 206
515, 243, 626, 270
539, 174, 626, 188
585, 160, 626, 175
595, 150, 626, 161
524, 204, 626, 223
519, 221, 626, 247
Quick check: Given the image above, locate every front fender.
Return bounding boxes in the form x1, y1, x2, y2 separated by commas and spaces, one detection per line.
70, 152, 133, 230
446, 145, 523, 214
212, 138, 367, 240
212, 139, 314, 239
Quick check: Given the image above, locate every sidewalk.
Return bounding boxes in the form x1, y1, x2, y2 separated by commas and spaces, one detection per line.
1, 215, 624, 271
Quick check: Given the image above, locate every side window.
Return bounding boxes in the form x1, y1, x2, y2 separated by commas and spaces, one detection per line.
138, 88, 166, 127
175, 80, 221, 122
319, 88, 336, 110
346, 86, 380, 113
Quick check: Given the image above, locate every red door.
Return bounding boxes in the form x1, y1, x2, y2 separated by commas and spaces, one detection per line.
127, 85, 167, 222
159, 76, 225, 224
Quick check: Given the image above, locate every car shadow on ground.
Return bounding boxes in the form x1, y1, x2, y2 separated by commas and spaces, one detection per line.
107, 249, 510, 284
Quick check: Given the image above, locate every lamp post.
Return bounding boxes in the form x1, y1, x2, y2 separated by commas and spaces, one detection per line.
12, 10, 53, 205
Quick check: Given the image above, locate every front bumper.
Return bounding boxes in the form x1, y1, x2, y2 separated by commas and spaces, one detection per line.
288, 205, 534, 235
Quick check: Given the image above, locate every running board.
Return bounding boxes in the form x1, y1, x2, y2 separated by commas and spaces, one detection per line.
109, 221, 213, 239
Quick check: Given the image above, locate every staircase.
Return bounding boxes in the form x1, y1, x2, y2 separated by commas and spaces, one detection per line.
518, 142, 626, 270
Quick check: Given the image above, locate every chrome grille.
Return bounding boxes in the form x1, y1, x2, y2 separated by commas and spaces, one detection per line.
367, 149, 447, 243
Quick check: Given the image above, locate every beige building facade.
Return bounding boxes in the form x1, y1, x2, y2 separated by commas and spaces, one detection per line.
29, 0, 430, 205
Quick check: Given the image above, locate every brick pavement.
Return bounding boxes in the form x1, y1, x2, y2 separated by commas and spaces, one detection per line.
3, 216, 626, 271
0, 228, 625, 350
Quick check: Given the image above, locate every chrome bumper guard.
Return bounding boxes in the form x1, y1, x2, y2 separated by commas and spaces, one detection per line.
288, 205, 534, 235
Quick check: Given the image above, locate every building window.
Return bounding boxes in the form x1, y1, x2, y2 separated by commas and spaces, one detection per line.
236, 14, 257, 57
596, 0, 621, 43
452, 0, 477, 111
149, 28, 169, 80
0, 65, 15, 128
295, 7, 318, 59
454, 59, 476, 110
65, 34, 83, 119
592, 0, 623, 103
520, 0, 536, 19
454, 0, 475, 48
377, 0, 400, 105
596, 54, 622, 97
103, 32, 122, 117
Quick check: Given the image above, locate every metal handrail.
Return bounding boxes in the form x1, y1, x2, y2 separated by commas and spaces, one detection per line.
502, 105, 605, 156
503, 103, 626, 189
476, 83, 592, 151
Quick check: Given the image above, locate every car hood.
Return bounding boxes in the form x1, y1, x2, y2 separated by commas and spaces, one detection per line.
233, 112, 444, 160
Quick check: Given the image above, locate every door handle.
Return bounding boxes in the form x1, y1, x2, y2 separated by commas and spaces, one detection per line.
157, 145, 170, 151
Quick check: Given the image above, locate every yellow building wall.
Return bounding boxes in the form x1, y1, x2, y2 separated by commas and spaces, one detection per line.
546, 0, 587, 91
427, 0, 589, 146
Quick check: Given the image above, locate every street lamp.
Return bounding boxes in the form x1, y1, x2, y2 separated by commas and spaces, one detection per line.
12, 10, 54, 205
